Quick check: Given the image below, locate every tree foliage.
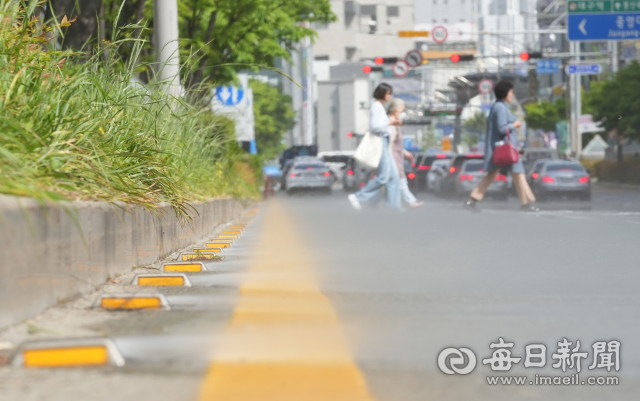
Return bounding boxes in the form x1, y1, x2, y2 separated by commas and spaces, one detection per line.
463, 111, 487, 133
525, 98, 566, 132
585, 61, 640, 139
250, 79, 295, 159
44, 0, 335, 87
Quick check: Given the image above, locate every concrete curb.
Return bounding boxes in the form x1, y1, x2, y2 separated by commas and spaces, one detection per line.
0, 196, 248, 330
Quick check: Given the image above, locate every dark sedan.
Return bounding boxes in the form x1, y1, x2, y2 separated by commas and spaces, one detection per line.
531, 161, 591, 201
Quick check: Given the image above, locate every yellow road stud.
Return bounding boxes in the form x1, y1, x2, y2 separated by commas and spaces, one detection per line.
100, 297, 163, 310
206, 242, 230, 249
218, 234, 238, 239
133, 274, 190, 286
13, 338, 125, 368
193, 247, 222, 254
161, 262, 207, 272
223, 230, 241, 235
181, 252, 221, 261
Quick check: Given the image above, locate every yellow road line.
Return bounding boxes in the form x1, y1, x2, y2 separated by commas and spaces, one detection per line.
196, 200, 375, 401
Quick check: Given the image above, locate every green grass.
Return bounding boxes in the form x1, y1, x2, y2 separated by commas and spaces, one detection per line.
0, 1, 259, 220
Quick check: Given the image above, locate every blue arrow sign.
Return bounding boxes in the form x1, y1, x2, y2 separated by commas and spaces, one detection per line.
536, 59, 561, 74
568, 13, 640, 41
566, 64, 603, 75
216, 85, 244, 106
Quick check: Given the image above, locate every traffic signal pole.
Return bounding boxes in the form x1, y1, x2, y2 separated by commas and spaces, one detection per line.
153, 0, 181, 96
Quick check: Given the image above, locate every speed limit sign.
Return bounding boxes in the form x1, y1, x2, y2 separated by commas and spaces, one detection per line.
432, 26, 448, 44
478, 79, 494, 95
391, 60, 409, 77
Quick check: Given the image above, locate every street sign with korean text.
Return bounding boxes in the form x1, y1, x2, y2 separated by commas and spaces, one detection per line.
568, 0, 640, 41
565, 63, 602, 74
398, 31, 430, 37
536, 59, 561, 74
405, 50, 423, 68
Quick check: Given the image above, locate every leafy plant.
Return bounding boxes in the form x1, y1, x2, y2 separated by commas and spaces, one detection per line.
524, 99, 566, 132
0, 2, 259, 221
250, 79, 295, 159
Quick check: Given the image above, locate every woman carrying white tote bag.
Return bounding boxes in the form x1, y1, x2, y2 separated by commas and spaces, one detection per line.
348, 83, 402, 210
353, 130, 383, 169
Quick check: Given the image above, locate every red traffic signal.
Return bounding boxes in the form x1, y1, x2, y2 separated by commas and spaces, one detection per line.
450, 54, 474, 63
520, 51, 543, 61
363, 65, 383, 74
375, 57, 384, 65
346, 132, 353, 138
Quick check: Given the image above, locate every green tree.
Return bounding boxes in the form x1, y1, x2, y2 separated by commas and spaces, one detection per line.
584, 62, 640, 162
250, 79, 295, 159
463, 111, 487, 133
524, 98, 566, 132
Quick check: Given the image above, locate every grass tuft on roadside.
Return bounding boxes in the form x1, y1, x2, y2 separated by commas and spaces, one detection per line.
0, 1, 260, 220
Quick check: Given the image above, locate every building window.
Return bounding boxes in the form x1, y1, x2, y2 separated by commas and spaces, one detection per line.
315, 55, 329, 61
432, 18, 437, 23
360, 5, 377, 16
387, 6, 399, 17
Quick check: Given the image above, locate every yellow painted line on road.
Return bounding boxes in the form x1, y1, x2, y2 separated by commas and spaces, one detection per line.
23, 346, 108, 368
196, 200, 375, 401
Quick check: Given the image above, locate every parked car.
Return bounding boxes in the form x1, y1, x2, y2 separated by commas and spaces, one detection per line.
427, 159, 450, 192
526, 159, 550, 187
455, 160, 509, 200
522, 148, 558, 173
285, 157, 333, 194
414, 153, 454, 191
318, 151, 354, 183
434, 154, 484, 197
531, 161, 591, 201
343, 157, 374, 192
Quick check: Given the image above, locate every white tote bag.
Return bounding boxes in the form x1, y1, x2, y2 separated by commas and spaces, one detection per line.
354, 131, 383, 169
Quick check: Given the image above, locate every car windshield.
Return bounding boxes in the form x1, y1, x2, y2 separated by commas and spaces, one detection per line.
454, 155, 482, 166
463, 162, 484, 172
545, 163, 585, 172
294, 163, 325, 170
533, 160, 548, 172
322, 156, 350, 164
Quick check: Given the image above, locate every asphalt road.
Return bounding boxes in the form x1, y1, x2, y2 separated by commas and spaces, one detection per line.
1, 187, 639, 400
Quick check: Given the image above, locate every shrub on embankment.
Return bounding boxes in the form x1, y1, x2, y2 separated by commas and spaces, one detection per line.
593, 160, 640, 185
0, 2, 259, 219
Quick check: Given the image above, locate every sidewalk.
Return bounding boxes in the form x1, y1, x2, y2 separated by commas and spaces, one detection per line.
592, 180, 640, 193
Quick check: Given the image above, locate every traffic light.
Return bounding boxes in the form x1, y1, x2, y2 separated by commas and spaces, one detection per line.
363, 65, 383, 74
520, 52, 543, 61
346, 132, 353, 138
450, 54, 474, 63
370, 57, 398, 65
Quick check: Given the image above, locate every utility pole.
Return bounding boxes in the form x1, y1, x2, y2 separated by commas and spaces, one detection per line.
610, 41, 619, 73
154, 0, 181, 96
569, 41, 582, 159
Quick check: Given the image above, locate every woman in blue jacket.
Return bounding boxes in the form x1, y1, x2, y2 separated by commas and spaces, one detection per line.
465, 80, 537, 211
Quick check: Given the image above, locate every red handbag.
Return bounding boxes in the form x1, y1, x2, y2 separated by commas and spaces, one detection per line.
492, 128, 519, 166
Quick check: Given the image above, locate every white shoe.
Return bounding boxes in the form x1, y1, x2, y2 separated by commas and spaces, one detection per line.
348, 194, 361, 210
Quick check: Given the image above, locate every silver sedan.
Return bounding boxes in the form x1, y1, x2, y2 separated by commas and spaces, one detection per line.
285, 158, 333, 194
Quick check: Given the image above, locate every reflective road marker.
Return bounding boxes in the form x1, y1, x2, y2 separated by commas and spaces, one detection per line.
95, 293, 170, 310
196, 200, 374, 401
131, 273, 192, 287
193, 247, 222, 254
206, 242, 231, 249
217, 234, 238, 239
181, 252, 221, 261
13, 338, 125, 368
162, 262, 207, 272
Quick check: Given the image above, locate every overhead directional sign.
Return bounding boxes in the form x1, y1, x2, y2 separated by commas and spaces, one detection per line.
391, 60, 409, 77
565, 63, 602, 75
536, 59, 561, 74
405, 50, 423, 68
568, 0, 640, 41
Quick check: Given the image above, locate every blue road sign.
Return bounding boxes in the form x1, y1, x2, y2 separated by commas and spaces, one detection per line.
568, 13, 640, 41
565, 64, 603, 74
536, 59, 561, 74
216, 85, 244, 106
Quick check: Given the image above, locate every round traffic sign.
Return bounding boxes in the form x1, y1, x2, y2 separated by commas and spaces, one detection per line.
478, 79, 494, 95
405, 50, 423, 68
432, 26, 448, 44
392, 60, 409, 77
